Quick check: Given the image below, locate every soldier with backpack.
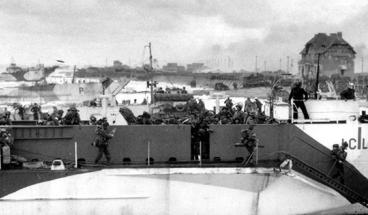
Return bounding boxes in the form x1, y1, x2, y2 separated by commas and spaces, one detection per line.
235, 125, 259, 166
93, 122, 116, 164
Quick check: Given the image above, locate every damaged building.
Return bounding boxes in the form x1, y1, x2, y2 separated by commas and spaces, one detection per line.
299, 32, 356, 79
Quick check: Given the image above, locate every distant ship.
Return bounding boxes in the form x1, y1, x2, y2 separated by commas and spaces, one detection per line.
5, 63, 59, 82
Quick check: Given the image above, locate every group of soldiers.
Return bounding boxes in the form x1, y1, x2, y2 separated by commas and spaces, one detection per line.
0, 103, 82, 126
217, 97, 264, 125
126, 97, 271, 126
33, 106, 81, 126
155, 87, 188, 94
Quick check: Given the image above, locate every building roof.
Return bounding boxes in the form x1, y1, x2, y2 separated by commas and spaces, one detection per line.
300, 32, 356, 55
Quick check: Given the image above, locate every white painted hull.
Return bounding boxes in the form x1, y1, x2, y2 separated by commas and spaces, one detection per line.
0, 168, 352, 215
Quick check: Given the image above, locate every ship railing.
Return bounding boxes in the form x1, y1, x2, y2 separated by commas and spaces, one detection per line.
289, 98, 358, 124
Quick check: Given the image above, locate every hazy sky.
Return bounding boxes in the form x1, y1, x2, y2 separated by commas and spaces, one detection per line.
1, 0, 368, 71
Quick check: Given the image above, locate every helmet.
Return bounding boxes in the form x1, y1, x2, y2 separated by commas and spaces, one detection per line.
342, 141, 348, 148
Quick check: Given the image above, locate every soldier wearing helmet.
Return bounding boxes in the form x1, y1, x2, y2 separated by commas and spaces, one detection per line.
63, 106, 80, 125
245, 112, 257, 125
331, 142, 348, 184
93, 122, 114, 164
30, 103, 41, 120
238, 125, 258, 164
89, 115, 97, 125
288, 81, 309, 120
232, 103, 245, 124
0, 128, 9, 147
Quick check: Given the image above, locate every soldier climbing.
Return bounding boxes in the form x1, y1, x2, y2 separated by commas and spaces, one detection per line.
235, 125, 261, 166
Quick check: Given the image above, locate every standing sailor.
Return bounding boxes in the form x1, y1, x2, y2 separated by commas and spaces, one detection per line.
340, 83, 355, 100
288, 81, 309, 120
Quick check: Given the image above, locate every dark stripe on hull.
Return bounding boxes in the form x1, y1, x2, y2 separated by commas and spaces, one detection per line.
0, 169, 95, 198
0, 196, 149, 202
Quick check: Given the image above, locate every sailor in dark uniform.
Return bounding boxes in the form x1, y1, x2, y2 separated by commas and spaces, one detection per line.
340, 83, 355, 100
288, 81, 309, 120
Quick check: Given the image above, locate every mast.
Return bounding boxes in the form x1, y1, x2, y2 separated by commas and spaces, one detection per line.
314, 53, 321, 99
362, 57, 364, 73
255, 56, 258, 73
279, 58, 282, 71
71, 65, 76, 84
148, 42, 154, 105
315, 45, 326, 99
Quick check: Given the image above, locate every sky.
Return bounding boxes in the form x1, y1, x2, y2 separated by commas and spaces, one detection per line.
1, 0, 368, 72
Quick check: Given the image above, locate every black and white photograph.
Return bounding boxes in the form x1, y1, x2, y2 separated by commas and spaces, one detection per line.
0, 0, 368, 214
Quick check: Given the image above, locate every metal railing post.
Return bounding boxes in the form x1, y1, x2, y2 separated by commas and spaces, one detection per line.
290, 98, 294, 124
147, 140, 151, 166
256, 139, 259, 166
199, 141, 202, 167
74, 141, 78, 168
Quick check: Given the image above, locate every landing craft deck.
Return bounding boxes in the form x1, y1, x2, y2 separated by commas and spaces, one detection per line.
1, 98, 368, 214
1, 122, 368, 213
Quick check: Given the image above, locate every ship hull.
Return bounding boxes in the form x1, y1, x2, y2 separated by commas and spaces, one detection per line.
6, 66, 58, 82
0, 82, 104, 103
1, 123, 368, 214
0, 168, 351, 215
0, 80, 131, 103
296, 123, 368, 176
